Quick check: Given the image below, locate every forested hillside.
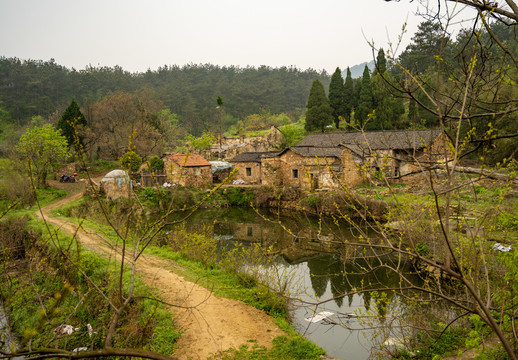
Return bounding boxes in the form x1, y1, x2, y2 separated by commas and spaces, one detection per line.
0, 59, 329, 134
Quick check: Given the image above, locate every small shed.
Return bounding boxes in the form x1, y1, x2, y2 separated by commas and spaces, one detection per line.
210, 161, 234, 183
163, 153, 212, 187
100, 169, 132, 200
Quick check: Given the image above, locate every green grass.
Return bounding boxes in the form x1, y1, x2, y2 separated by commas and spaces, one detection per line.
2, 217, 180, 355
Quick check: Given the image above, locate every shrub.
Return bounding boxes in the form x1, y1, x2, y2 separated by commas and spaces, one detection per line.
148, 156, 164, 171
119, 151, 142, 172
0, 216, 31, 259
224, 188, 254, 207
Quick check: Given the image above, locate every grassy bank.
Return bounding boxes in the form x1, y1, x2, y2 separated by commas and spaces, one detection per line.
0, 187, 325, 360
0, 216, 179, 356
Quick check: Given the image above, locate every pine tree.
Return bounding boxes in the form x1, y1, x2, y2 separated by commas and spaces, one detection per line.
328, 67, 345, 129
57, 99, 87, 149
354, 66, 374, 128
343, 67, 354, 125
305, 79, 333, 133
373, 48, 387, 75
408, 98, 418, 126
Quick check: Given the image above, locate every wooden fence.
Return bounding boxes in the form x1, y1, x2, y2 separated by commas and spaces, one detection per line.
140, 170, 167, 187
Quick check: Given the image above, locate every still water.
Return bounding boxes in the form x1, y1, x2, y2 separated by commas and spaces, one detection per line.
175, 208, 416, 359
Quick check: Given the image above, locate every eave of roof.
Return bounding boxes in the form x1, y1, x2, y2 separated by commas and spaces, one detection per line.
166, 153, 211, 167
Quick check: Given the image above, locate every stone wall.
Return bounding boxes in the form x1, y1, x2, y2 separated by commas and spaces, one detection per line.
101, 179, 132, 200
261, 149, 363, 190
164, 162, 212, 187
270, 151, 342, 190
261, 157, 282, 187
206, 126, 285, 160
232, 161, 262, 184
340, 150, 364, 187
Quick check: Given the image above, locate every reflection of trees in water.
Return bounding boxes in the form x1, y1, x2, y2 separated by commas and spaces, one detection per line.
306, 256, 330, 298
179, 208, 421, 315
306, 253, 413, 312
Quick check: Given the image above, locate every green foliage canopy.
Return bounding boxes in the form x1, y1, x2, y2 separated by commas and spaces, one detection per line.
185, 132, 216, 152
328, 67, 346, 129
148, 156, 164, 171
354, 65, 374, 127
57, 99, 87, 148
120, 150, 142, 172
305, 79, 333, 133
343, 67, 354, 123
16, 124, 69, 186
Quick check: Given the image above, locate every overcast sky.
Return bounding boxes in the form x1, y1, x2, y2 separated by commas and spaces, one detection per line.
1, 0, 428, 74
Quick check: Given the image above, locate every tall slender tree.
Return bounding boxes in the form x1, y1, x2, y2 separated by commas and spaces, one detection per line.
373, 48, 387, 76
328, 67, 345, 129
305, 79, 333, 133
343, 67, 354, 125
354, 66, 374, 127
57, 99, 87, 149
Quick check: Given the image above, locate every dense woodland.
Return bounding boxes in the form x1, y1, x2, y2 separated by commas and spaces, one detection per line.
0, 60, 328, 131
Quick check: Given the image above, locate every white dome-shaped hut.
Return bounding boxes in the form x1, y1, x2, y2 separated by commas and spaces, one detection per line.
100, 170, 132, 200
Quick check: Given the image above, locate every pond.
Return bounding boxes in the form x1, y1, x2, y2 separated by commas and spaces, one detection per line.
172, 207, 425, 359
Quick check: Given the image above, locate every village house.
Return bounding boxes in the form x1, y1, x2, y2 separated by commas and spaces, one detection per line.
162, 153, 212, 187
229, 151, 280, 185
295, 129, 450, 179
261, 146, 363, 190
228, 129, 450, 190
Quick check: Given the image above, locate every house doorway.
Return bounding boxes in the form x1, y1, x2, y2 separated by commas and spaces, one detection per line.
310, 173, 318, 190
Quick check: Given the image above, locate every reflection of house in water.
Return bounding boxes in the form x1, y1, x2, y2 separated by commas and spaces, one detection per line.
213, 216, 349, 264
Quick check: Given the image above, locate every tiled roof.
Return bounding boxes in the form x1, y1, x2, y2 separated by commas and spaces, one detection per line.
296, 129, 443, 151
230, 151, 281, 163
166, 153, 211, 167
288, 146, 343, 158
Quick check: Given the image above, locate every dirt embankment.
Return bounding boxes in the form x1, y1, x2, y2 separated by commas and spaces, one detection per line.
37, 181, 285, 360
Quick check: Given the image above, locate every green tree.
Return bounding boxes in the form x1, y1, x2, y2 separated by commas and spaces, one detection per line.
148, 155, 164, 171
343, 67, 354, 124
328, 67, 345, 129
185, 131, 217, 152
304, 79, 333, 132
373, 48, 387, 75
399, 20, 447, 75
369, 68, 406, 130
354, 66, 374, 127
16, 124, 69, 186
120, 150, 142, 173
57, 99, 87, 149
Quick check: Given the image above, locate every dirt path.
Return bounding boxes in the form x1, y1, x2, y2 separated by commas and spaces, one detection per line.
36, 181, 285, 359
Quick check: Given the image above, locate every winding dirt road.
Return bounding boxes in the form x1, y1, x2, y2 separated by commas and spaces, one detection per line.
36, 182, 284, 359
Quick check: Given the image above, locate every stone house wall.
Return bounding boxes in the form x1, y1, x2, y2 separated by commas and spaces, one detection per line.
163, 158, 212, 187
233, 161, 262, 184
265, 151, 339, 190
261, 157, 282, 187
340, 150, 364, 187
261, 149, 363, 190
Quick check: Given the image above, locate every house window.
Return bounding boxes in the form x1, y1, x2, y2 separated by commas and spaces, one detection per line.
247, 226, 253, 237
292, 169, 299, 178
246, 167, 252, 177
